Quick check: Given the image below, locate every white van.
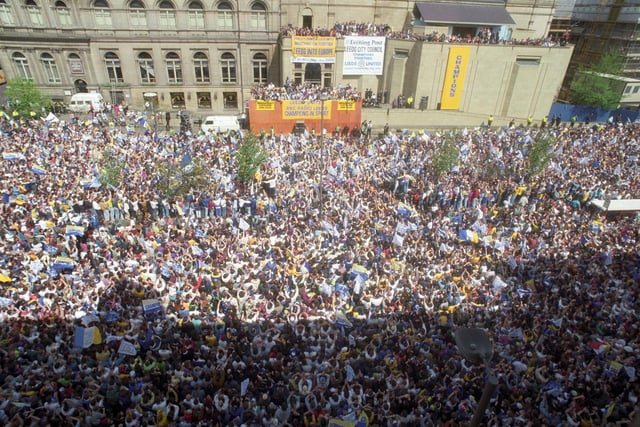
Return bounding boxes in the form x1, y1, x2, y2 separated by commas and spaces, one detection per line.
201, 115, 241, 134
68, 93, 106, 113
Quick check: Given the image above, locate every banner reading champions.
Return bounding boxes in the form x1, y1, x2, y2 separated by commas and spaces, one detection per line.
342, 36, 386, 75
440, 46, 471, 110
281, 100, 332, 120
291, 36, 336, 63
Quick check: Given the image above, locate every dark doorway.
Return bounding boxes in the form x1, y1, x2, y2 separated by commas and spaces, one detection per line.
304, 63, 321, 85
74, 79, 88, 93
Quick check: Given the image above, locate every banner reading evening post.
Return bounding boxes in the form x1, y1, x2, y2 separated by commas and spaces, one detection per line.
342, 36, 386, 75
440, 46, 471, 110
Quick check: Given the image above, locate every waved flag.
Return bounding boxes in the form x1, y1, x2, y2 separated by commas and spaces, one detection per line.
118, 340, 137, 356
31, 165, 46, 176
142, 298, 162, 314
65, 225, 86, 237
73, 326, 102, 348
351, 264, 369, 281
2, 152, 25, 161
459, 229, 479, 244
52, 256, 75, 270
335, 311, 353, 329
397, 202, 416, 217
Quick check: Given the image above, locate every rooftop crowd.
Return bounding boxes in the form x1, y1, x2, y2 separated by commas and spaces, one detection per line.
0, 100, 638, 427
280, 22, 569, 47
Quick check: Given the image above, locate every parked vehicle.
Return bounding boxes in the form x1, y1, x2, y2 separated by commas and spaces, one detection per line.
200, 115, 241, 133
68, 93, 106, 113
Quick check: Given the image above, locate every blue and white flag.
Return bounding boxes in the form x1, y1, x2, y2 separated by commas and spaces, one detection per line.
335, 311, 353, 329
52, 256, 75, 270
2, 152, 25, 161
335, 282, 351, 298
31, 165, 46, 176
351, 264, 369, 281
65, 225, 86, 237
397, 202, 416, 217
118, 340, 137, 356
105, 310, 121, 323
142, 298, 162, 314
73, 326, 102, 348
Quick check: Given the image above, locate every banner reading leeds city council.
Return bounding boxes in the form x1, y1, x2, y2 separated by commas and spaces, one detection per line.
291, 36, 336, 63
342, 36, 386, 75
440, 46, 471, 110
281, 100, 332, 120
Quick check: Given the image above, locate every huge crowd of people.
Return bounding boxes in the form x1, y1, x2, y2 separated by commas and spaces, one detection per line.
0, 99, 638, 427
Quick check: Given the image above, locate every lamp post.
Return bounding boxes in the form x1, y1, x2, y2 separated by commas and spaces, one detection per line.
318, 95, 328, 217
454, 328, 498, 427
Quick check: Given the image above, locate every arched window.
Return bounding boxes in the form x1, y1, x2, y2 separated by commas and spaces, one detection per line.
0, 0, 15, 26
188, 1, 204, 29
12, 52, 32, 79
220, 52, 236, 83
193, 51, 210, 83
25, 0, 43, 26
137, 52, 155, 83
250, 2, 266, 30
165, 52, 182, 83
252, 52, 267, 84
129, 0, 146, 27
104, 51, 123, 83
159, 0, 176, 29
54, 1, 72, 26
93, 0, 112, 27
217, 1, 233, 29
41, 53, 61, 83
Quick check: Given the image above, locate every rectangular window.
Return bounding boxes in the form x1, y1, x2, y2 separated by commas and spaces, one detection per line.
159, 10, 176, 29
0, 5, 15, 25
516, 56, 541, 66
393, 50, 409, 59
129, 10, 147, 27
95, 9, 112, 27
15, 58, 32, 80
294, 73, 302, 85
625, 86, 633, 94
634, 86, 640, 94
167, 60, 182, 83
170, 92, 185, 109
139, 60, 155, 83
27, 5, 43, 26
221, 56, 236, 83
56, 7, 72, 26
194, 59, 210, 83
250, 12, 266, 30
42, 60, 61, 84
217, 11, 233, 29
197, 92, 211, 109
188, 10, 204, 29
223, 92, 237, 109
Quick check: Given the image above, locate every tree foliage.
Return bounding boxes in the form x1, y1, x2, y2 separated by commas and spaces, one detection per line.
236, 133, 268, 182
4, 77, 51, 118
569, 50, 624, 110
431, 135, 459, 179
97, 150, 124, 189
154, 156, 214, 200
527, 132, 557, 176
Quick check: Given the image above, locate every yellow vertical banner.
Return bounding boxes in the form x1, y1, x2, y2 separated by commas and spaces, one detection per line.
440, 46, 470, 110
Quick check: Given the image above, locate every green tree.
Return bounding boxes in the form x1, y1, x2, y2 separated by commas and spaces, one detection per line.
236, 133, 268, 182
527, 132, 556, 176
431, 135, 459, 179
569, 50, 624, 110
4, 77, 51, 118
155, 156, 214, 200
97, 150, 124, 189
